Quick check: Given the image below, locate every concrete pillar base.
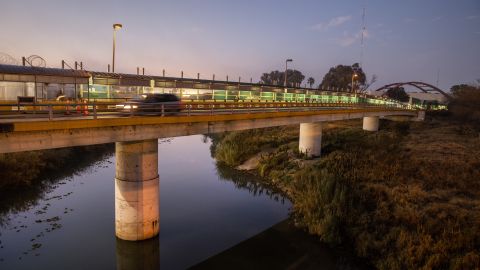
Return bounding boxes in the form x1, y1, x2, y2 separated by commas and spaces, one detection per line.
363, 116, 379, 132
299, 122, 322, 158
115, 139, 159, 241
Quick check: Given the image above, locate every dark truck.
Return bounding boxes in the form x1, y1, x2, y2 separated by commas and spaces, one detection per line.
116, 93, 182, 115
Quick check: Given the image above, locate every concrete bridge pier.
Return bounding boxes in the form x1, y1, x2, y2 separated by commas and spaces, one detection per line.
416, 110, 426, 121
299, 122, 322, 157
363, 116, 379, 132
115, 139, 159, 241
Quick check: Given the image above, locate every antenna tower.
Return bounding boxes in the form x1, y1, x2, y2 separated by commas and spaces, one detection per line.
360, 6, 366, 68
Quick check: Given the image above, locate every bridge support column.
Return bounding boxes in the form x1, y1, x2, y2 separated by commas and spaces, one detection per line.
363, 116, 379, 132
299, 122, 322, 157
415, 110, 426, 121
115, 139, 159, 241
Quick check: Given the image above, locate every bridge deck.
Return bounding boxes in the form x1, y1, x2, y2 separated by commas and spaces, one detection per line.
0, 106, 418, 154
1, 107, 409, 133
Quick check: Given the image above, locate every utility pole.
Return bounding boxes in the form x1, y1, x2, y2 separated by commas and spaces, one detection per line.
284, 59, 293, 87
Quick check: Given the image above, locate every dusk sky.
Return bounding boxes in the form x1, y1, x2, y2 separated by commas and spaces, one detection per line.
1, 0, 479, 91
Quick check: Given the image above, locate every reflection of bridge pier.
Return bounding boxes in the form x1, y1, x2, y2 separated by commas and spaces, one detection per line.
115, 139, 159, 241
116, 235, 160, 270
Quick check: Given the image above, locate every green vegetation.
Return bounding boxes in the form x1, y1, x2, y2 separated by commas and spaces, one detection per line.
319, 62, 379, 93
260, 70, 306, 87
307, 77, 315, 88
385, 86, 410, 102
449, 82, 480, 125
210, 127, 297, 167
212, 114, 480, 268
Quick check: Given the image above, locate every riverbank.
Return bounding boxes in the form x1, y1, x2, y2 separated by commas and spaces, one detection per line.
210, 116, 480, 269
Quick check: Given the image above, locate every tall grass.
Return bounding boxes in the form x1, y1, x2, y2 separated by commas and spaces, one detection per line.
212, 119, 480, 269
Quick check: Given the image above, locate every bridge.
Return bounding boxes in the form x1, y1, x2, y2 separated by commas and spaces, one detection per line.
374, 81, 451, 103
0, 64, 425, 242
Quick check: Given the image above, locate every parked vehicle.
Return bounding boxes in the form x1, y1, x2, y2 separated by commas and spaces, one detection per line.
116, 93, 182, 115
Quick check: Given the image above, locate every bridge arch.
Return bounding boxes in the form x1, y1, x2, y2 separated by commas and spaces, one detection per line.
374, 82, 451, 100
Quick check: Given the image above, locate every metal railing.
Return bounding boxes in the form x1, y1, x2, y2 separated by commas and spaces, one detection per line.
0, 99, 417, 121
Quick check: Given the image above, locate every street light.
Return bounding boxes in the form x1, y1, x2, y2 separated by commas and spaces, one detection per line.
284, 59, 293, 87
351, 72, 358, 93
112, 23, 123, 73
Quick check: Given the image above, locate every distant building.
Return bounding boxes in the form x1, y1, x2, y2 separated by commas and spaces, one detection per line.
408, 92, 448, 104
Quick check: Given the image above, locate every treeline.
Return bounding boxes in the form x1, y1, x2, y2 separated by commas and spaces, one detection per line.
448, 82, 480, 125
259, 62, 375, 92
0, 144, 114, 189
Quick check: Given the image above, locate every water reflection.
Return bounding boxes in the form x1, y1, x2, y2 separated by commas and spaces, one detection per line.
215, 163, 287, 203
116, 236, 159, 270
0, 144, 114, 227
1, 135, 291, 270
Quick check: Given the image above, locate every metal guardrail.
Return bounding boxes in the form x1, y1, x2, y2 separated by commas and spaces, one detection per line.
0, 100, 416, 121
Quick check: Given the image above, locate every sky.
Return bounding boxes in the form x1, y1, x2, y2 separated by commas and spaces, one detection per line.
0, 0, 479, 91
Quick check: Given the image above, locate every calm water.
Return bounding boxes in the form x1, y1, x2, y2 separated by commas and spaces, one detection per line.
0, 135, 291, 270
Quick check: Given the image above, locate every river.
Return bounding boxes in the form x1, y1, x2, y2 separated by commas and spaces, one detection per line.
0, 135, 291, 270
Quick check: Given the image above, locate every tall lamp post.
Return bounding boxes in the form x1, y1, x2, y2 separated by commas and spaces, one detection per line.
351, 72, 358, 93
284, 59, 293, 87
112, 23, 123, 73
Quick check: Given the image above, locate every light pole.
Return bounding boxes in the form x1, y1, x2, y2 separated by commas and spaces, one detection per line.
112, 23, 123, 73
351, 72, 358, 93
284, 59, 293, 87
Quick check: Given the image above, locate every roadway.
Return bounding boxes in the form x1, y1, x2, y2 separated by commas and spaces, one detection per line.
0, 100, 410, 124
0, 101, 419, 153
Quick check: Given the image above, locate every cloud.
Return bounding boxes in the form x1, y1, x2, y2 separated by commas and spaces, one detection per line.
403, 17, 416, 23
431, 16, 442, 22
312, 15, 351, 31
466, 15, 478, 20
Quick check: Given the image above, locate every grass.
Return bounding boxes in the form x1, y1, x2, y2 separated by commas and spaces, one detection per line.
211, 117, 480, 270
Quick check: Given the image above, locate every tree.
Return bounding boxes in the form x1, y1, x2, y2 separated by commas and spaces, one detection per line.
320, 63, 366, 92
260, 70, 283, 85
448, 83, 480, 125
260, 69, 305, 87
362, 74, 378, 92
385, 87, 409, 102
450, 84, 474, 97
307, 77, 315, 88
